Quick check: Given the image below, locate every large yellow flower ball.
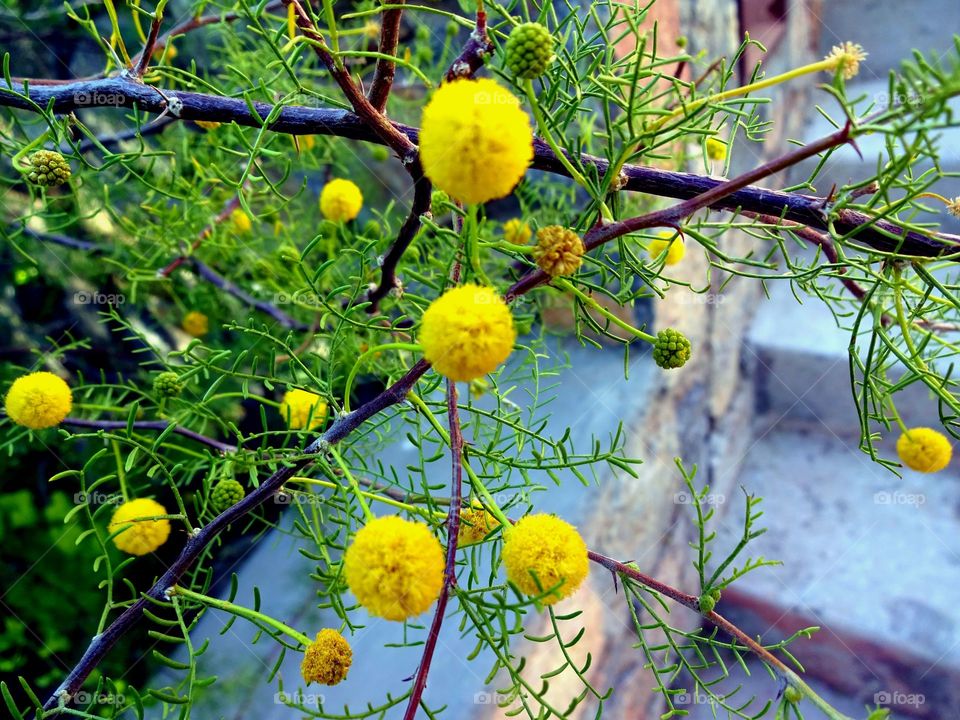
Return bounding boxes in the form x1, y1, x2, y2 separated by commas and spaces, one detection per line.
4, 372, 72, 429
343, 515, 444, 621
300, 629, 352, 686
419, 284, 516, 382
502, 513, 588, 605
896, 427, 952, 473
280, 389, 328, 431
419, 78, 533, 205
320, 178, 363, 222
108, 498, 171, 556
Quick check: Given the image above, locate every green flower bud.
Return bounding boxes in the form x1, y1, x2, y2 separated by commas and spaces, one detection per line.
25, 150, 71, 187
504, 22, 555, 79
783, 685, 802, 704
152, 371, 184, 398
698, 593, 716, 614
363, 219, 382, 238
652, 328, 692, 369
370, 146, 390, 163
211, 478, 245, 514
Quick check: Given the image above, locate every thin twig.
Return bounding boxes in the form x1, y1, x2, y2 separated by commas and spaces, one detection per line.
60, 417, 237, 454
191, 257, 308, 330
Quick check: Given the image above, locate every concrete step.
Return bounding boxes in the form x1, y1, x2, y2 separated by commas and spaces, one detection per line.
746, 277, 947, 437
706, 424, 960, 718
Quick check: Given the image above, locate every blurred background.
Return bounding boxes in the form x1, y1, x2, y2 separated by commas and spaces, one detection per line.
2, 1, 960, 719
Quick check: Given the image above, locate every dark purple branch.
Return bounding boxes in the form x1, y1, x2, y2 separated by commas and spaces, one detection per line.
191, 258, 308, 330
1, 77, 953, 257
366, 162, 431, 311
17, 226, 102, 253
43, 359, 430, 714
403, 380, 463, 720
444, 9, 493, 82
61, 417, 237, 454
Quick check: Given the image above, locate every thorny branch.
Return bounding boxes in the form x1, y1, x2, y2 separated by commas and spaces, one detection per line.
2, 77, 954, 258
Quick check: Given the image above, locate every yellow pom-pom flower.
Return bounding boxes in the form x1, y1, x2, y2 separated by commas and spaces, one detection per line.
419, 284, 516, 382
705, 137, 727, 161
182, 311, 209, 337
108, 498, 171, 555
503, 218, 532, 245
458, 503, 500, 546
300, 629, 352, 686
647, 231, 686, 266
896, 427, 952, 473
4, 371, 72, 429
280, 389, 328, 431
502, 513, 588, 605
419, 78, 533, 205
320, 178, 363, 222
229, 208, 253, 234
343, 515, 444, 621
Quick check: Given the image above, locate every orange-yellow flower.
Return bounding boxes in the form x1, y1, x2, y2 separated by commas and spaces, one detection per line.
300, 629, 352, 685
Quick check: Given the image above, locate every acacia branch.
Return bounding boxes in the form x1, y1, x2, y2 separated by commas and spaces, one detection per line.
2, 76, 954, 257
42, 359, 431, 714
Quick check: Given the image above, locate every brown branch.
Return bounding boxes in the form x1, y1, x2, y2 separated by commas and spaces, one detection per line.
367, 2, 406, 112
587, 551, 794, 676
133, 11, 164, 77
283, 0, 416, 158
403, 380, 463, 720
